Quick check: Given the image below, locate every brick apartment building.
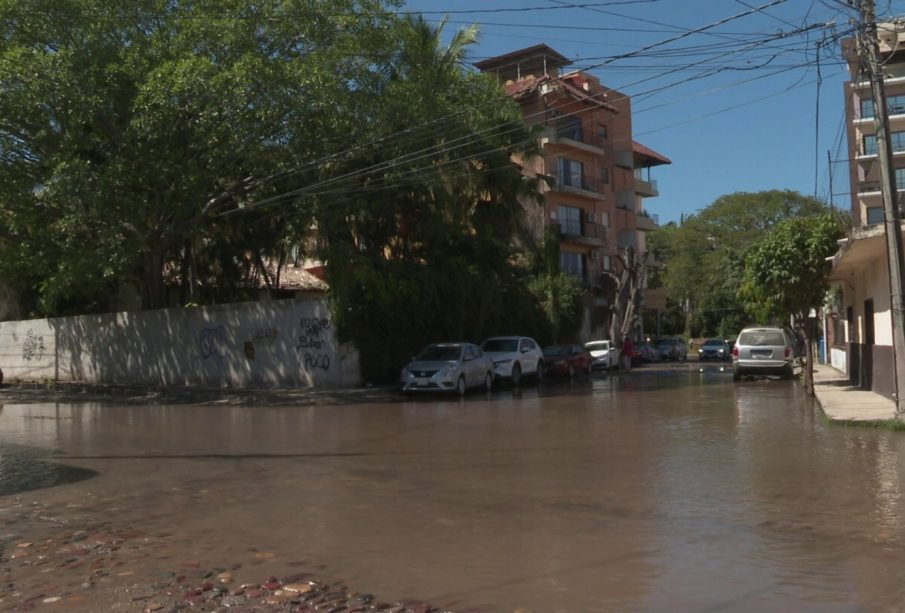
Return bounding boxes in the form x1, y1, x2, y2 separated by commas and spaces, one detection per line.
475, 45, 670, 340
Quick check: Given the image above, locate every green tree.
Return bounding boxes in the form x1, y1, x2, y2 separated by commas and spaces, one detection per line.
649, 190, 828, 339
0, 0, 400, 314
319, 15, 550, 382
738, 213, 843, 395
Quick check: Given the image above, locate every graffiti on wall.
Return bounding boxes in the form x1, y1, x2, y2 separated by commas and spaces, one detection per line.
200, 326, 228, 360
298, 317, 331, 371
22, 329, 46, 361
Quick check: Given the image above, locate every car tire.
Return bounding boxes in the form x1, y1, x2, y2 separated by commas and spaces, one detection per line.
536, 361, 545, 382
457, 375, 467, 396
732, 370, 741, 382
568, 364, 575, 379
484, 371, 493, 392
511, 363, 522, 387
782, 364, 794, 379
585, 362, 592, 376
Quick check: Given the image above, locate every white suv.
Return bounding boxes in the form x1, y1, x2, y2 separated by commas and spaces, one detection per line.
732, 326, 794, 380
480, 336, 545, 385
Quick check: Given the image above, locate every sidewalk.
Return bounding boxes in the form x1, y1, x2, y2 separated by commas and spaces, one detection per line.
812, 363, 898, 423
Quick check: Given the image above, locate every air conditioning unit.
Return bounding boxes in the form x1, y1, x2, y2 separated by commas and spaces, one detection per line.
587, 212, 597, 223
591, 250, 599, 261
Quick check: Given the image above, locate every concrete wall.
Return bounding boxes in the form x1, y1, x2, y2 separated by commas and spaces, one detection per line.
0, 298, 360, 388
831, 345, 847, 373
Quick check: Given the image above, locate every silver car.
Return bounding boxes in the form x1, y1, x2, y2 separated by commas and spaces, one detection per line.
732, 326, 794, 380
400, 343, 494, 395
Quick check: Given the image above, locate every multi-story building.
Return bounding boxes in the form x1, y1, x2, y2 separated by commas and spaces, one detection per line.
475, 45, 670, 340
831, 20, 905, 398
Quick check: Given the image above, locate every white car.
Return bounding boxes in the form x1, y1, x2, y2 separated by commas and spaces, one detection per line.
480, 336, 545, 385
585, 340, 618, 370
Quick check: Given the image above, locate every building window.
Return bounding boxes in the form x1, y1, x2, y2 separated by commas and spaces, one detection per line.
890, 95, 905, 116
864, 134, 878, 155
560, 251, 585, 281
598, 125, 607, 141
602, 255, 611, 271
600, 167, 609, 184
893, 131, 905, 152
558, 205, 582, 236
558, 158, 584, 188
867, 206, 884, 225
861, 98, 875, 119
601, 211, 610, 227
897, 167, 905, 189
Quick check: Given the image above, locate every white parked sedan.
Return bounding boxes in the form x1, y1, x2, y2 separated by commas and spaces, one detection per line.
480, 336, 545, 385
585, 340, 618, 370
400, 343, 495, 395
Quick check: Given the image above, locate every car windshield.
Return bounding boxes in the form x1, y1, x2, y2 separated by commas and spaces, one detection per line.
738, 330, 786, 346
481, 339, 518, 352
657, 341, 672, 348
585, 342, 610, 351
416, 345, 462, 361
702, 340, 724, 347
543, 345, 571, 357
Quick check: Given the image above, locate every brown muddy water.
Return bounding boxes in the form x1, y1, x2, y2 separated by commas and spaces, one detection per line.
2, 367, 905, 611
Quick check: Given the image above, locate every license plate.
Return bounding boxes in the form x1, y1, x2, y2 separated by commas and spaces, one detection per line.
415, 378, 430, 387
751, 349, 772, 358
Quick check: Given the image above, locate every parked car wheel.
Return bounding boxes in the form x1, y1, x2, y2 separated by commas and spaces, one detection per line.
732, 369, 741, 382
568, 364, 575, 379
484, 371, 493, 391
585, 361, 592, 375
782, 364, 794, 379
511, 363, 522, 386
536, 361, 545, 382
457, 375, 467, 396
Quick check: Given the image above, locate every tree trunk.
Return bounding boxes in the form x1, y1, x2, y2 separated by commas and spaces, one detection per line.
141, 248, 167, 310
795, 318, 815, 396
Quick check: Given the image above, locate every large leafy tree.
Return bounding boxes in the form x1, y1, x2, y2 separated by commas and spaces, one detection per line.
738, 213, 843, 395
318, 15, 549, 381
649, 190, 829, 338
0, 0, 399, 314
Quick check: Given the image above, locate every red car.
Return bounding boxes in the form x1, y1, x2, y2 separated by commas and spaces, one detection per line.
542, 344, 593, 379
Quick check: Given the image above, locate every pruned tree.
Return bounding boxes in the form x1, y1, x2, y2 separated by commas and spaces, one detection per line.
738, 213, 844, 395
604, 247, 646, 342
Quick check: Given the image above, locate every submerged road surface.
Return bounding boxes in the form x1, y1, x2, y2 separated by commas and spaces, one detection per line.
2, 367, 905, 611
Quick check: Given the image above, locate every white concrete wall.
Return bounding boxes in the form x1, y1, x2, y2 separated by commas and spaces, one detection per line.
847, 261, 892, 346
0, 298, 360, 388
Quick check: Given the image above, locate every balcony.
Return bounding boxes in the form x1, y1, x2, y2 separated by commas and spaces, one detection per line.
559, 219, 608, 247
858, 179, 905, 195
635, 177, 659, 197
545, 123, 606, 154
637, 211, 659, 231
549, 171, 606, 199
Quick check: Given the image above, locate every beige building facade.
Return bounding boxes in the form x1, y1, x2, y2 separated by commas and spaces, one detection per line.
833, 21, 905, 398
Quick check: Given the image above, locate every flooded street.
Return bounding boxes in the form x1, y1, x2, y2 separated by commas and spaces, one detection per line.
3, 367, 905, 611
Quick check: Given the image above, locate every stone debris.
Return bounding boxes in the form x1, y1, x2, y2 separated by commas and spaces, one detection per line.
0, 498, 458, 612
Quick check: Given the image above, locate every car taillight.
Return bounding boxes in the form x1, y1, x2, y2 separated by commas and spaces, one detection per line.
732, 345, 738, 358
784, 346, 791, 358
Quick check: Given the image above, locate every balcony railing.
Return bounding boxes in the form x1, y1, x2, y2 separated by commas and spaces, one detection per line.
552, 122, 605, 148
859, 179, 905, 193
559, 220, 608, 244
550, 171, 605, 196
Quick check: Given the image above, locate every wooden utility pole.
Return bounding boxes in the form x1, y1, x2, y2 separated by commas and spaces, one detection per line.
860, 0, 905, 418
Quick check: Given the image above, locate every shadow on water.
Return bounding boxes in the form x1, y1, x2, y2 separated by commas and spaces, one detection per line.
0, 444, 97, 496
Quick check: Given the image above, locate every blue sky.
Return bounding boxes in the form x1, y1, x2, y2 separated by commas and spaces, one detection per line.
402, 0, 905, 223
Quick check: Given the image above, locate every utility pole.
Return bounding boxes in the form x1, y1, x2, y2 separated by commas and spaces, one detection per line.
860, 0, 905, 418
